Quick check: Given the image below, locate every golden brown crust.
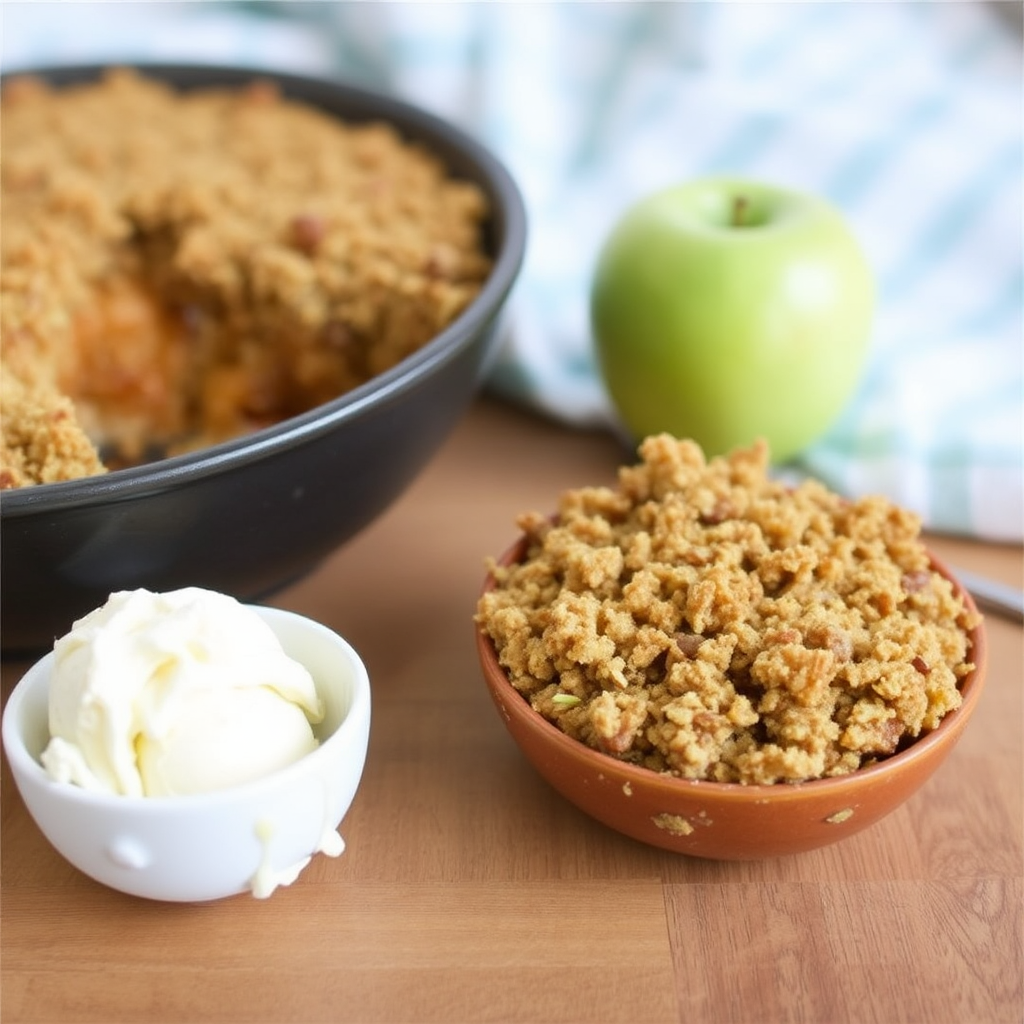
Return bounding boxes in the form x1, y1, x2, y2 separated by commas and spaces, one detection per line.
475, 436, 981, 785
1, 69, 491, 486
0, 373, 106, 488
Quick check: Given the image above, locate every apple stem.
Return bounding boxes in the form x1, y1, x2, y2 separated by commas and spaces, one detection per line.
732, 195, 749, 228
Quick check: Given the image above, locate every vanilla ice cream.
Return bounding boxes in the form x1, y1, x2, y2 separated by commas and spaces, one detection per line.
40, 588, 324, 797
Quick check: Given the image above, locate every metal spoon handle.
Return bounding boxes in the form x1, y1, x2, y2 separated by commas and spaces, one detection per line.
951, 567, 1024, 624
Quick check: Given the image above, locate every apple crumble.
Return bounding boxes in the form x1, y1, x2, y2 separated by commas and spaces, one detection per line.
1, 69, 491, 488
476, 436, 981, 785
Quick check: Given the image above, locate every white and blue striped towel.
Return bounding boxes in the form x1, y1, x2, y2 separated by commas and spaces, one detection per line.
3, 1, 1021, 541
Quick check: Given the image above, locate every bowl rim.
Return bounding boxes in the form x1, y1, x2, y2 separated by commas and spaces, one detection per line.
477, 539, 988, 802
1, 604, 372, 811
0, 61, 527, 516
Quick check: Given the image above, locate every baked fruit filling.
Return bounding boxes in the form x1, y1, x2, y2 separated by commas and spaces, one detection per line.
63, 267, 365, 467
64, 277, 191, 465
1, 69, 492, 487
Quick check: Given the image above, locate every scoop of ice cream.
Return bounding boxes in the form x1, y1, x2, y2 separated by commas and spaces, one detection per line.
40, 588, 324, 797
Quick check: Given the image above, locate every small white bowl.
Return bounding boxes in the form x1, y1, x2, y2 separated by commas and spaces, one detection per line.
2, 606, 371, 902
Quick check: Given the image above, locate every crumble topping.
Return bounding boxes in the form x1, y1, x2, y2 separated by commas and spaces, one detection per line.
1, 69, 491, 486
476, 436, 981, 785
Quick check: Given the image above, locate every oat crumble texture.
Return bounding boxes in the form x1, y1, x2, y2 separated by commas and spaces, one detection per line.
475, 436, 980, 785
1, 69, 491, 487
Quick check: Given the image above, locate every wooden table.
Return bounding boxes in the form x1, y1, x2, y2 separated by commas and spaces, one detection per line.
3, 398, 1022, 1024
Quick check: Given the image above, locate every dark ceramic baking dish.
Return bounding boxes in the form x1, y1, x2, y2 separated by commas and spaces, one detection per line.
1, 63, 527, 653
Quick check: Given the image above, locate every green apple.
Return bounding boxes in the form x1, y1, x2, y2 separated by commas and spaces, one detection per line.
589, 177, 874, 463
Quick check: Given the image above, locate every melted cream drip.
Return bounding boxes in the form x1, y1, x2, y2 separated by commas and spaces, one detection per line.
249, 819, 346, 899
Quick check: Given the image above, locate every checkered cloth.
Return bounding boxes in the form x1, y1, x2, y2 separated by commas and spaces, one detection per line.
4, 1, 1021, 539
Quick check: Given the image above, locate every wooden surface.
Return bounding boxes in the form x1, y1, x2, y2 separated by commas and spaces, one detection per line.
3, 397, 1022, 1024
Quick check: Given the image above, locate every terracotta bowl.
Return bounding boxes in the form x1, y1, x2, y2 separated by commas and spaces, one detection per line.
476, 538, 987, 860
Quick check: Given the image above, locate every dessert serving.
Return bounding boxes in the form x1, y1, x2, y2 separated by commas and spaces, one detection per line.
0, 67, 492, 487
2, 589, 372, 901
476, 435, 982, 786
